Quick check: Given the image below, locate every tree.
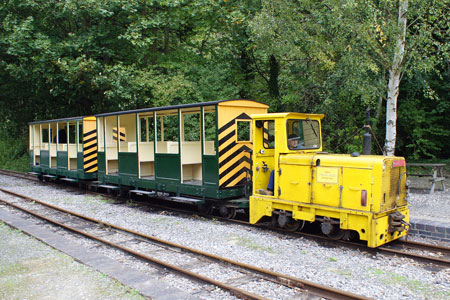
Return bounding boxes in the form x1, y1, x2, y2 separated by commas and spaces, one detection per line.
249, 0, 450, 156
384, 0, 408, 156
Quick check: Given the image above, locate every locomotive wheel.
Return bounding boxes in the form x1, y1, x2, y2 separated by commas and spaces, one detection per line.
278, 214, 305, 231
284, 219, 305, 232
219, 206, 236, 219
326, 229, 347, 240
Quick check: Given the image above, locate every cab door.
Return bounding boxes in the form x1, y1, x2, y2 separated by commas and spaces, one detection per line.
252, 120, 276, 195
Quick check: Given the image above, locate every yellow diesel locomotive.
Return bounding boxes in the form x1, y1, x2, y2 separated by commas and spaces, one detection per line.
249, 112, 409, 248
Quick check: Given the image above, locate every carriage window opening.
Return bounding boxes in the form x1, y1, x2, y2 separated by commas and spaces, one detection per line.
69, 125, 76, 144
183, 113, 200, 142
140, 116, 155, 142
163, 115, 178, 142
203, 110, 216, 155
236, 120, 251, 142
50, 128, 56, 143
156, 113, 179, 154
263, 120, 275, 149
204, 112, 216, 142
140, 117, 147, 142
42, 128, 49, 143
78, 123, 83, 144
286, 119, 320, 150
113, 127, 126, 142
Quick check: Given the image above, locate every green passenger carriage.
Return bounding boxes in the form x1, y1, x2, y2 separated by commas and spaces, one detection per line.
29, 116, 98, 181
95, 99, 268, 212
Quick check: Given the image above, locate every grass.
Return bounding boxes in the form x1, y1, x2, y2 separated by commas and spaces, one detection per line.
368, 268, 450, 299
0, 135, 29, 172
227, 234, 275, 253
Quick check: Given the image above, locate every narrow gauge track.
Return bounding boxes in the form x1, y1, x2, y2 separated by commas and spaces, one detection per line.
1, 169, 449, 268
0, 188, 371, 300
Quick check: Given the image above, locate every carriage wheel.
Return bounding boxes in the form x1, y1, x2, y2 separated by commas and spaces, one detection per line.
219, 206, 236, 219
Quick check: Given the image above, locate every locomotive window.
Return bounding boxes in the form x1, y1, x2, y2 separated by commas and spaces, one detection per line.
263, 120, 275, 149
236, 120, 251, 142
286, 119, 320, 150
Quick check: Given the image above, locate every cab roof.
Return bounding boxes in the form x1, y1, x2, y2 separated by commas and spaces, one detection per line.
251, 112, 325, 120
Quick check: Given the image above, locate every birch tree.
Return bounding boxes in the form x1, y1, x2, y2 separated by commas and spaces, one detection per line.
384, 0, 408, 156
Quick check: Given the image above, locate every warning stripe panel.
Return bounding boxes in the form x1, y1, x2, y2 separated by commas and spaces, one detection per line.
219, 159, 251, 185
218, 112, 253, 188
219, 145, 250, 167
263, 127, 269, 148
227, 172, 248, 188
220, 164, 250, 187
83, 125, 98, 173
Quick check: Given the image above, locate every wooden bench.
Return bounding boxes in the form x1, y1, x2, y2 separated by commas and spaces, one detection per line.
407, 163, 446, 194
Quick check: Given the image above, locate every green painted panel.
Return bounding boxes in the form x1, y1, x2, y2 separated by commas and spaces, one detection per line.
97, 152, 106, 173
203, 155, 218, 186
119, 152, 138, 177
41, 150, 49, 167
57, 151, 68, 169
77, 152, 84, 171
155, 153, 180, 182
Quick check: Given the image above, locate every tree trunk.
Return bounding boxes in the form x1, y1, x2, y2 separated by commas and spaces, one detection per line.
384, 0, 408, 156
268, 54, 280, 99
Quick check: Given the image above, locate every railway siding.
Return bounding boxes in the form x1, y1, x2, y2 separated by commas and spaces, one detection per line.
0, 172, 449, 299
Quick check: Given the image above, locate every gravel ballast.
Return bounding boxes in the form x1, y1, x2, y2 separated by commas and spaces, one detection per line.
0, 174, 449, 300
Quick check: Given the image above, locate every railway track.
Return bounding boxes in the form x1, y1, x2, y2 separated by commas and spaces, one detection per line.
1, 169, 449, 269
0, 187, 371, 300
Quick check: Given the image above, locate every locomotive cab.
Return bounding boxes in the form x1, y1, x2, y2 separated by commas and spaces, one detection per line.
249, 113, 409, 248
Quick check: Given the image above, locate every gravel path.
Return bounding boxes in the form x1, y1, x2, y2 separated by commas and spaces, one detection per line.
0, 174, 449, 300
408, 177, 450, 224
0, 221, 145, 300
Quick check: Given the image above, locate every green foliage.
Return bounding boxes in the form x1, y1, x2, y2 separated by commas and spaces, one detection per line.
0, 133, 29, 172
0, 0, 449, 165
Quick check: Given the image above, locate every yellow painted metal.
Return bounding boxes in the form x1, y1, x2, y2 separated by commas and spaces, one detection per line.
249, 112, 409, 247
83, 117, 98, 173
217, 100, 268, 188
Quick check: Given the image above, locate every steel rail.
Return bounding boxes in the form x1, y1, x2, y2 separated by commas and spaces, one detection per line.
1, 171, 448, 266
397, 239, 450, 254
0, 187, 371, 300
0, 195, 268, 300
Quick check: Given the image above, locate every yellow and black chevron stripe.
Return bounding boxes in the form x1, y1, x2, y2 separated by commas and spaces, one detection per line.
218, 113, 252, 188
263, 123, 269, 148
83, 128, 98, 173
112, 127, 126, 141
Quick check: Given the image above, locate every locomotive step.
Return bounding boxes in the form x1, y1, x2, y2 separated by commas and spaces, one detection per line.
43, 175, 57, 179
